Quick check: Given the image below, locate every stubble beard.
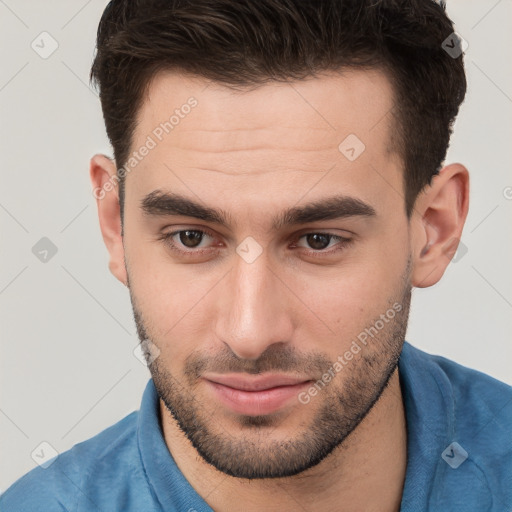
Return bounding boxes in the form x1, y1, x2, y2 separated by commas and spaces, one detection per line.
128, 261, 412, 479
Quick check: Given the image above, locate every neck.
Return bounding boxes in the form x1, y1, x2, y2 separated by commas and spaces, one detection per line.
160, 369, 407, 512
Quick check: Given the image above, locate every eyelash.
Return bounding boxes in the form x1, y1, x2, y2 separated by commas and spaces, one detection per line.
158, 228, 354, 258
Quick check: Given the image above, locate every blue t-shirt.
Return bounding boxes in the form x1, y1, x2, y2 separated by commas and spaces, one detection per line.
1, 342, 511, 511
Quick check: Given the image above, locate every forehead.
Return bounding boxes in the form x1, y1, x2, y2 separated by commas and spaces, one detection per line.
138, 68, 395, 149
127, 68, 402, 223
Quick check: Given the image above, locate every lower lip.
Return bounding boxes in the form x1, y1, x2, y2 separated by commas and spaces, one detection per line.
205, 380, 311, 416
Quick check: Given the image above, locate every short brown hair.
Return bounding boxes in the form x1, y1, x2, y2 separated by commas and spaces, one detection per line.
90, 0, 466, 222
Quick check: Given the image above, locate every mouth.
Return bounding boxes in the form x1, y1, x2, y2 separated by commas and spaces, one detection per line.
203, 374, 313, 416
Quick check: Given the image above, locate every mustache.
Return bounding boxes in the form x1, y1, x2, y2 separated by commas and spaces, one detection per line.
183, 343, 332, 382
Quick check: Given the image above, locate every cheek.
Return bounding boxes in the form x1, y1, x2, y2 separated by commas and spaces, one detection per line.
134, 274, 214, 337
290, 254, 406, 337
127, 245, 222, 360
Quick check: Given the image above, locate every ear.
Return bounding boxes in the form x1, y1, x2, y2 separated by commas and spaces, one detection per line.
89, 154, 127, 286
410, 163, 470, 288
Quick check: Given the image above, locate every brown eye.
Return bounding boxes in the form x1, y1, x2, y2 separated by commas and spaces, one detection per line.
305, 233, 331, 250
296, 233, 349, 252
179, 230, 204, 248
159, 228, 218, 256
292, 232, 354, 258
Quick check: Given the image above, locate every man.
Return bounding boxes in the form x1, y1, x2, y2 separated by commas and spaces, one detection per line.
2, 0, 511, 510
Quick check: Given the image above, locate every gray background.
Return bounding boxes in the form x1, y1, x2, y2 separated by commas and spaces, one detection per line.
1, 0, 511, 492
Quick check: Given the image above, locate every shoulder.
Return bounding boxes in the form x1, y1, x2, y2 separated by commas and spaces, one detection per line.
424, 348, 512, 467
403, 342, 512, 425
0, 412, 142, 512
401, 342, 512, 510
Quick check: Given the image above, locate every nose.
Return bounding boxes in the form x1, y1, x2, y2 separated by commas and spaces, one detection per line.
214, 250, 294, 360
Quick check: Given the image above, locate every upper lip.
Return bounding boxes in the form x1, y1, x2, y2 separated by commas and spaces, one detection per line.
204, 374, 312, 391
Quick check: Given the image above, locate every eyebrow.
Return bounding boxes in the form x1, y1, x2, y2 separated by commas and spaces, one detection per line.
141, 190, 376, 230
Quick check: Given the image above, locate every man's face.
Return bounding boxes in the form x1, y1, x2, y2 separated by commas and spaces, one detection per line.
123, 69, 413, 478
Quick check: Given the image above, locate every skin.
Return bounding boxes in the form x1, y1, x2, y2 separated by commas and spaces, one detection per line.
90, 69, 469, 511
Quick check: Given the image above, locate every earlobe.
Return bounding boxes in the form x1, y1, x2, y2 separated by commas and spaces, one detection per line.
89, 154, 128, 286
410, 163, 470, 288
